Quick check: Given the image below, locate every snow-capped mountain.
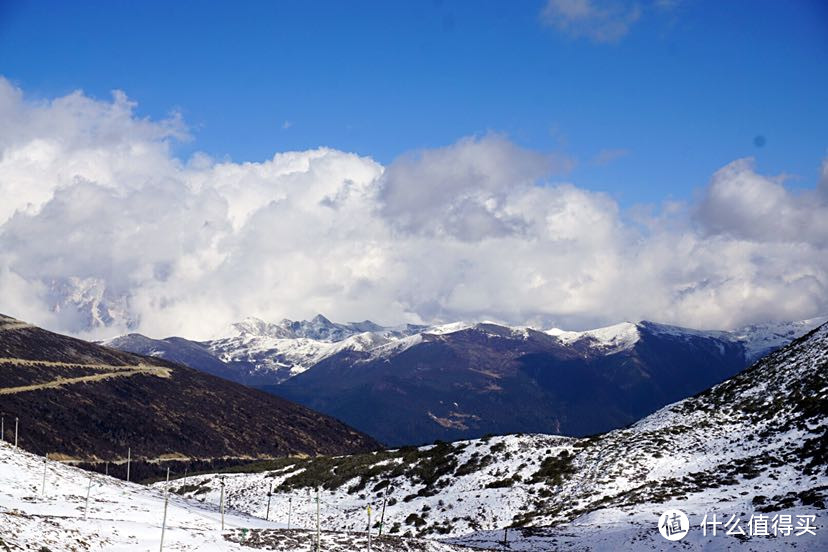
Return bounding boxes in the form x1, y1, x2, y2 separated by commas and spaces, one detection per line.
168, 321, 828, 551
47, 276, 137, 333
230, 314, 427, 342
204, 315, 427, 384
106, 315, 827, 388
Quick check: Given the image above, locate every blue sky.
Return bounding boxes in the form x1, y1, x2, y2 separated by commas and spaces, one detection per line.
1, 0, 826, 206
1, 1, 828, 335
2, 0, 827, 207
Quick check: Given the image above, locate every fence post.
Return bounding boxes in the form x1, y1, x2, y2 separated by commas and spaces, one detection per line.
84, 471, 93, 519
14, 417, 18, 449
288, 496, 292, 530
265, 482, 272, 521
378, 483, 389, 536
220, 476, 226, 531
41, 454, 48, 497
160, 467, 170, 551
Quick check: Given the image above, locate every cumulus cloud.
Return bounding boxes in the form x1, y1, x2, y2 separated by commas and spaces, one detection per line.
541, 0, 642, 43
0, 78, 826, 339
379, 135, 574, 240
696, 158, 828, 244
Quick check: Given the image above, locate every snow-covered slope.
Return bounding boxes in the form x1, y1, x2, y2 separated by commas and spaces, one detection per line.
0, 439, 274, 551
0, 441, 463, 551
169, 322, 828, 550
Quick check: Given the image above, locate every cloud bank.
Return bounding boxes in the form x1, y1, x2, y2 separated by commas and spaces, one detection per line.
0, 79, 826, 339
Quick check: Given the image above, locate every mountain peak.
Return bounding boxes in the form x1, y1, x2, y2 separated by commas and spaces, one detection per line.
310, 313, 333, 325
546, 321, 640, 353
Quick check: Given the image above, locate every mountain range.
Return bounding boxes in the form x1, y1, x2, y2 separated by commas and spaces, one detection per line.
2, 315, 825, 550
106, 314, 826, 446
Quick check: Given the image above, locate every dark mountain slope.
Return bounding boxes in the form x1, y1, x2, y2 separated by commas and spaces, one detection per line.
101, 332, 240, 382
0, 314, 378, 467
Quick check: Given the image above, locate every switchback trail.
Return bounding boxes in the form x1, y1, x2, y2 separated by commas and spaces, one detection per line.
0, 360, 172, 394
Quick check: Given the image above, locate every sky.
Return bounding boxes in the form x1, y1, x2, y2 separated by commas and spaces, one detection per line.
0, 1, 826, 339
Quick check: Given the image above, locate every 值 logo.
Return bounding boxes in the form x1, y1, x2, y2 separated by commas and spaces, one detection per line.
659, 509, 690, 541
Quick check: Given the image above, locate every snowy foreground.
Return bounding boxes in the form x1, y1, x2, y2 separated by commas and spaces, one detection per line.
0, 441, 460, 551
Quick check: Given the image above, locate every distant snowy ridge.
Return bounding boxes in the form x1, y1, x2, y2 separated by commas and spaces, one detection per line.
216, 314, 828, 365
106, 314, 827, 385
205, 315, 427, 382
731, 316, 828, 362
545, 317, 828, 361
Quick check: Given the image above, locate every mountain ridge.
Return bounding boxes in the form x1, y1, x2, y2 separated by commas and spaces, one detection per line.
0, 313, 379, 472
105, 314, 828, 386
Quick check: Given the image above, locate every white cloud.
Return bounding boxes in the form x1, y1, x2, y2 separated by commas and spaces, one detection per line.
541, 0, 642, 43
0, 78, 826, 339
379, 134, 574, 240
696, 158, 828, 244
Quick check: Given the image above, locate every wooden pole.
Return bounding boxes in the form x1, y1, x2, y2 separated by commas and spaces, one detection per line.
41, 454, 48, 497
84, 471, 93, 519
1, 415, 4, 441
126, 447, 131, 482
378, 483, 389, 536
14, 417, 18, 449
288, 496, 292, 530
159, 467, 170, 551
265, 482, 272, 521
105, 461, 109, 476
220, 476, 226, 531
